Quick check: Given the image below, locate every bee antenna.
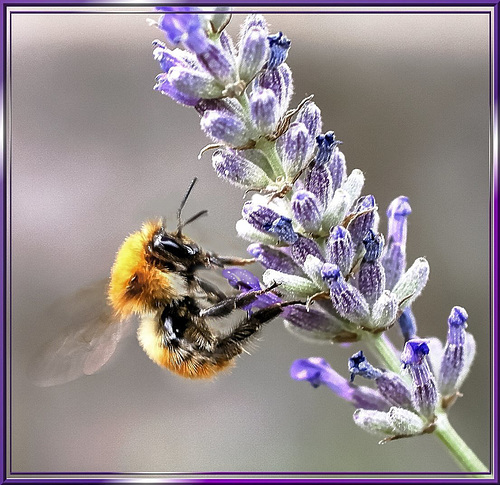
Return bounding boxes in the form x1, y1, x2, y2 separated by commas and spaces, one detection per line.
181, 210, 208, 229
176, 177, 198, 235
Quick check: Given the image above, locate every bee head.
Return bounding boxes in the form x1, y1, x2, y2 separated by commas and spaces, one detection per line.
150, 230, 200, 264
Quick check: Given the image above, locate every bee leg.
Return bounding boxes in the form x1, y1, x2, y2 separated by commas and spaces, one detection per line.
194, 276, 228, 303
214, 300, 302, 359
199, 284, 279, 319
208, 253, 255, 267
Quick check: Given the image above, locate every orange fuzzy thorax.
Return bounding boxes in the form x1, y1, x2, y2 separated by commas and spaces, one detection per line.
108, 220, 185, 319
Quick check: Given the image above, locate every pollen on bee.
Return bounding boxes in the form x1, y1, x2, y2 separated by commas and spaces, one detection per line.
108, 220, 180, 318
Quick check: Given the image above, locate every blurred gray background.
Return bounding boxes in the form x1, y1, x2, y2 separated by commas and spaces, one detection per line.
8, 7, 491, 476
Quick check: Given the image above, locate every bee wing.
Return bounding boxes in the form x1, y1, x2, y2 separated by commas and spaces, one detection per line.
28, 279, 134, 387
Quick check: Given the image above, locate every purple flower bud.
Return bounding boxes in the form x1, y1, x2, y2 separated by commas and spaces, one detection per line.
247, 243, 304, 276
328, 148, 347, 193
438, 306, 469, 396
291, 190, 323, 233
290, 357, 390, 411
326, 225, 354, 276
283, 305, 346, 342
201, 109, 249, 146
166, 66, 222, 100
238, 23, 269, 82
315, 131, 342, 166
296, 101, 323, 144
305, 163, 333, 211
381, 196, 412, 289
212, 149, 271, 189
321, 263, 370, 324
398, 306, 417, 342
196, 42, 236, 85
255, 64, 293, 118
358, 261, 386, 307
349, 351, 413, 410
401, 339, 438, 419
154, 73, 200, 106
382, 242, 406, 290
290, 235, 324, 269
358, 232, 386, 306
267, 31, 291, 70
276, 122, 312, 178
386, 196, 412, 246
348, 195, 377, 249
242, 202, 298, 244
250, 88, 278, 134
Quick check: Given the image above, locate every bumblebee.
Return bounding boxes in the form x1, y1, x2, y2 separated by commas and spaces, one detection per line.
31, 179, 297, 385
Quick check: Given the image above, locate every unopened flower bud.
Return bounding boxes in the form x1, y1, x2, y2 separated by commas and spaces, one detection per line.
401, 339, 438, 419
392, 257, 430, 310
276, 122, 312, 179
250, 88, 278, 134
341, 169, 365, 207
212, 149, 272, 189
439, 306, 475, 396
321, 263, 370, 324
348, 195, 377, 249
291, 190, 323, 233
326, 225, 354, 276
247, 243, 303, 276
263, 269, 318, 299
329, 148, 347, 193
201, 109, 249, 146
238, 21, 269, 81
369, 291, 398, 330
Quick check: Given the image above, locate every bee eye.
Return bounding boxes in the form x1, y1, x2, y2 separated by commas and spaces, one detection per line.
153, 234, 198, 259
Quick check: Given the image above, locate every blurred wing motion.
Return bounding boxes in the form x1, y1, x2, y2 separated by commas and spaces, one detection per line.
28, 280, 134, 387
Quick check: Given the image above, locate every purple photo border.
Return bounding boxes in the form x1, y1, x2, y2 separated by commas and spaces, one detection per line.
0, 0, 498, 483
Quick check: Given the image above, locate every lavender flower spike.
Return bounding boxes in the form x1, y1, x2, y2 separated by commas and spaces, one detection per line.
290, 357, 390, 411
438, 306, 475, 397
321, 263, 370, 325
401, 339, 438, 420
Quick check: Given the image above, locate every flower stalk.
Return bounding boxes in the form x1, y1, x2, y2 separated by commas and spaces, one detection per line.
150, 7, 487, 474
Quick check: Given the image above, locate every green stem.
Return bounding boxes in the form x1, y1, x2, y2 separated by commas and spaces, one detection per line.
366, 333, 402, 375
367, 333, 488, 474
434, 411, 488, 474
256, 138, 285, 179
